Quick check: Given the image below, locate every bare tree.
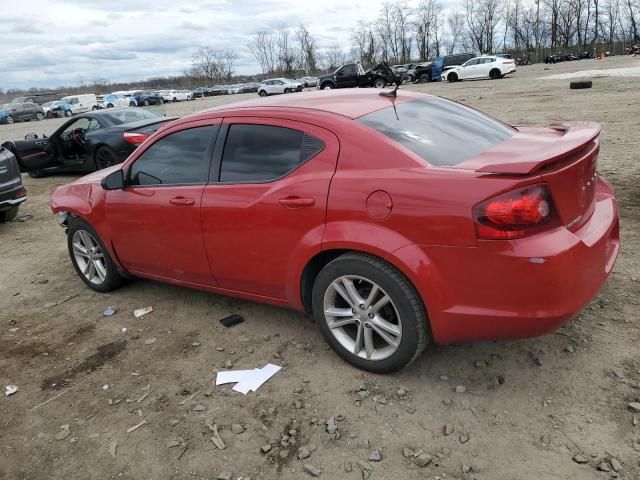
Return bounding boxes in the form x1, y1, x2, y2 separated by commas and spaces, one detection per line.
415, 0, 443, 59
191, 47, 237, 83
321, 46, 347, 70
296, 24, 318, 74
247, 31, 278, 74
446, 10, 467, 53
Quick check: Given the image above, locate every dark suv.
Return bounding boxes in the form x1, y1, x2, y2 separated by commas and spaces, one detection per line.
0, 103, 46, 124
132, 91, 164, 106
0, 147, 26, 222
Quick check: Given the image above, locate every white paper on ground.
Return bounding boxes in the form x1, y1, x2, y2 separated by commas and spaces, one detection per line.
215, 364, 282, 395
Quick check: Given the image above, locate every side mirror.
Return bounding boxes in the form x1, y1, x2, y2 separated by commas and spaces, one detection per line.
101, 169, 125, 190
25, 133, 38, 141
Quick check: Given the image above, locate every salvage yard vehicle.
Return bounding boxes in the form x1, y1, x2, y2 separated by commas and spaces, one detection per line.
0, 146, 27, 223
131, 90, 164, 106
317, 63, 396, 89
408, 62, 433, 83
0, 102, 45, 124
443, 56, 516, 82
159, 90, 191, 102
429, 53, 476, 81
49, 89, 619, 373
101, 94, 137, 109
59, 94, 98, 114
258, 78, 303, 96
2, 108, 172, 177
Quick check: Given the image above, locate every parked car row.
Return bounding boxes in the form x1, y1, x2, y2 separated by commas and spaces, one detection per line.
544, 52, 595, 63
191, 83, 260, 97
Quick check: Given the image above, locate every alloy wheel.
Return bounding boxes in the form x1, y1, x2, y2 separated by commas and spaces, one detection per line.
72, 230, 107, 285
323, 275, 402, 361
96, 148, 116, 169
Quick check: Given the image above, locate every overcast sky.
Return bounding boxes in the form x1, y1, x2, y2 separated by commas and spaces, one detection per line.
0, 0, 406, 90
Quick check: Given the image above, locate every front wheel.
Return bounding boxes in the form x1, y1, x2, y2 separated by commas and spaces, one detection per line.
447, 72, 458, 82
373, 78, 386, 88
296, 85, 303, 92
143, 100, 150, 106
418, 73, 430, 83
489, 69, 501, 79
67, 217, 124, 293
312, 253, 429, 373
35, 112, 44, 121
6, 116, 14, 124
65, 110, 73, 117
321, 83, 334, 90
258, 90, 267, 97
107, 103, 114, 108
0, 206, 19, 223
129, 101, 136, 107
284, 88, 291, 94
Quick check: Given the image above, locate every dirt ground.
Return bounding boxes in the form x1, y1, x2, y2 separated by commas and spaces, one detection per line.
1, 56, 639, 480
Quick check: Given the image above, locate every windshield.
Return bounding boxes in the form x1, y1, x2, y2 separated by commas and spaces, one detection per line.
358, 97, 515, 167
103, 109, 161, 124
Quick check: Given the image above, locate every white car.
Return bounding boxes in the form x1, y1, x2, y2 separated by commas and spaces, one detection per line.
442, 56, 516, 82
159, 90, 191, 102
101, 94, 136, 109
257, 78, 303, 97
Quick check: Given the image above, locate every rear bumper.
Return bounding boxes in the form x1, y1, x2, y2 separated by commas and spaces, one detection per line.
393, 178, 619, 344
0, 183, 27, 210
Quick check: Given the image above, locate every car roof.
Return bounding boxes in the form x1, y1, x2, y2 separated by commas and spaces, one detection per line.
192, 89, 427, 120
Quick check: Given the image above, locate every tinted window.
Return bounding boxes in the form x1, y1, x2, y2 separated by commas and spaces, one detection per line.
219, 124, 325, 183
464, 59, 479, 66
341, 65, 357, 76
129, 126, 218, 186
358, 98, 515, 166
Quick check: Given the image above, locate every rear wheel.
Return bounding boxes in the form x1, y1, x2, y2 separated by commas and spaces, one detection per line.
0, 206, 19, 223
418, 73, 430, 83
35, 112, 43, 121
296, 85, 303, 92
95, 146, 118, 170
258, 90, 267, 97
173, 97, 177, 102
107, 103, 114, 108
373, 78, 386, 88
46, 111, 52, 119
67, 217, 124, 293
129, 101, 136, 107
312, 253, 429, 372
143, 100, 150, 106
490, 68, 501, 79
447, 72, 458, 82
284, 88, 291, 94
6, 116, 14, 124
65, 110, 73, 117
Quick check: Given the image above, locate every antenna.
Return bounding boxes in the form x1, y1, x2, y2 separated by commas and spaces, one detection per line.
379, 62, 403, 98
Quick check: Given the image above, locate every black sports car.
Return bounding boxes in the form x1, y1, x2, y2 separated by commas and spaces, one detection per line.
2, 108, 173, 178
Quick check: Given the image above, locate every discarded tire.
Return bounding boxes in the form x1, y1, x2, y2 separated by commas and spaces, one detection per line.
570, 80, 592, 89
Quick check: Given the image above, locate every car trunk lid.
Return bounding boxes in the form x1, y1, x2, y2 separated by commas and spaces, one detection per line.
462, 122, 600, 231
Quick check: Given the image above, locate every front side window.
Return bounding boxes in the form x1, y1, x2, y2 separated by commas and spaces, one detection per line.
129, 126, 218, 186
358, 97, 515, 167
219, 124, 325, 183
342, 65, 357, 76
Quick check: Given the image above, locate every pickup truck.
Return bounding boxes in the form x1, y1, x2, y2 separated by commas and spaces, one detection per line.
317, 63, 397, 90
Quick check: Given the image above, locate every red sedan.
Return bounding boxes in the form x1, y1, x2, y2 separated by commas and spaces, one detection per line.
50, 90, 619, 372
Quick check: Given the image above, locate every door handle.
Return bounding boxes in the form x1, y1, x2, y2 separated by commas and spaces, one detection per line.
278, 196, 315, 208
169, 196, 195, 206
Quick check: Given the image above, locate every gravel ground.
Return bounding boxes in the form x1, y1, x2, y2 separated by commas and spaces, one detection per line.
1, 55, 639, 480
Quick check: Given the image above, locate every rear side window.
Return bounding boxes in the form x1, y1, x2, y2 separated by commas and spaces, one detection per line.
358, 97, 515, 166
219, 124, 324, 182
129, 126, 218, 186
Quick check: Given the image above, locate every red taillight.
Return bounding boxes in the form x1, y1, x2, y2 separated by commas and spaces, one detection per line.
15, 186, 26, 197
123, 132, 148, 144
473, 185, 559, 239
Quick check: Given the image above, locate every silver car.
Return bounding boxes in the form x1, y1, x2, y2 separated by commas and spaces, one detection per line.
257, 78, 303, 96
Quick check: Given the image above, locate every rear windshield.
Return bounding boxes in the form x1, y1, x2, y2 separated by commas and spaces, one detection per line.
358, 97, 515, 166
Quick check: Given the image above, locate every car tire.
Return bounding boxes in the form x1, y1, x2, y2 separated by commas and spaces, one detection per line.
296, 85, 303, 92
490, 68, 502, 79
284, 88, 291, 94
143, 100, 150, 106
28, 170, 46, 178
321, 83, 334, 90
65, 110, 73, 117
67, 216, 125, 293
6, 116, 14, 124
570, 80, 592, 89
159, 98, 164, 104
418, 73, 430, 83
258, 90, 267, 97
447, 72, 458, 82
312, 252, 429, 373
0, 206, 19, 223
129, 101, 136, 107
46, 112, 52, 119
95, 145, 118, 170
35, 112, 44, 121
373, 78, 387, 88
107, 103, 114, 108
